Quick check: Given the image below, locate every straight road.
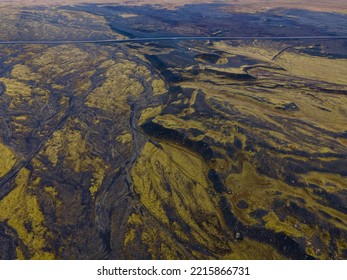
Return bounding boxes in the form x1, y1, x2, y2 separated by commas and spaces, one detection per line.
0, 35, 347, 45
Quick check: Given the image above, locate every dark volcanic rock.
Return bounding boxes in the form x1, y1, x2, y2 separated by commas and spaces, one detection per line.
141, 120, 215, 160
0, 82, 5, 96
275, 102, 300, 111
0, 224, 16, 260
236, 200, 249, 209
195, 53, 222, 64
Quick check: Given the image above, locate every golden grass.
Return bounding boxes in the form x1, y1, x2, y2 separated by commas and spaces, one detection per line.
276, 52, 347, 85
225, 161, 347, 258
0, 78, 33, 97
152, 79, 166, 96
0, 168, 55, 259
139, 106, 164, 125
119, 13, 138, 18
42, 118, 108, 198
131, 141, 229, 252
116, 133, 132, 144
86, 59, 146, 112
0, 142, 16, 178
125, 212, 190, 259
11, 64, 41, 82
0, 1, 345, 259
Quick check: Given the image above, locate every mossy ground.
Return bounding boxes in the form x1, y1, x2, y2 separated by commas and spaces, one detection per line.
0, 2, 346, 260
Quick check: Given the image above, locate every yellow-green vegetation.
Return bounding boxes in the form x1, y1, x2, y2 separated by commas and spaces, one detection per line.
131, 142, 230, 254
222, 238, 286, 260
124, 212, 191, 259
214, 41, 347, 85
11, 64, 41, 82
299, 172, 347, 193
130, 138, 292, 259
226, 161, 347, 228
276, 52, 347, 85
1, 44, 112, 113
0, 168, 54, 259
0, 2, 346, 260
152, 79, 167, 95
152, 114, 236, 145
130, 38, 347, 259
119, 13, 138, 18
42, 118, 108, 198
180, 49, 347, 136
86, 59, 147, 111
0, 77, 33, 108
0, 142, 16, 178
0, 7, 117, 41
213, 41, 276, 61
116, 133, 132, 144
139, 106, 165, 125
195, 56, 229, 65
130, 139, 316, 259
29, 45, 97, 84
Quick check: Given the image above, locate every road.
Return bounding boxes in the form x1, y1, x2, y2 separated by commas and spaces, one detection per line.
0, 35, 346, 45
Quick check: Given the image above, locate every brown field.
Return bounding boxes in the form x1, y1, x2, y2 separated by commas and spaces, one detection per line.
0, 0, 347, 13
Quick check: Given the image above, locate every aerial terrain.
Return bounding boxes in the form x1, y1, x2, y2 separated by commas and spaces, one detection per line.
0, 0, 346, 260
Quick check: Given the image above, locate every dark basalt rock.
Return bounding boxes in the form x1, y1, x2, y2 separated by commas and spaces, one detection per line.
204, 68, 256, 81
189, 128, 204, 137
0, 82, 5, 96
236, 200, 249, 209
233, 137, 243, 149
0, 224, 16, 260
192, 90, 212, 113
219, 197, 238, 229
141, 120, 214, 160
194, 53, 222, 64
275, 102, 300, 111
287, 202, 317, 225
219, 198, 315, 260
207, 169, 227, 193
250, 208, 269, 219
